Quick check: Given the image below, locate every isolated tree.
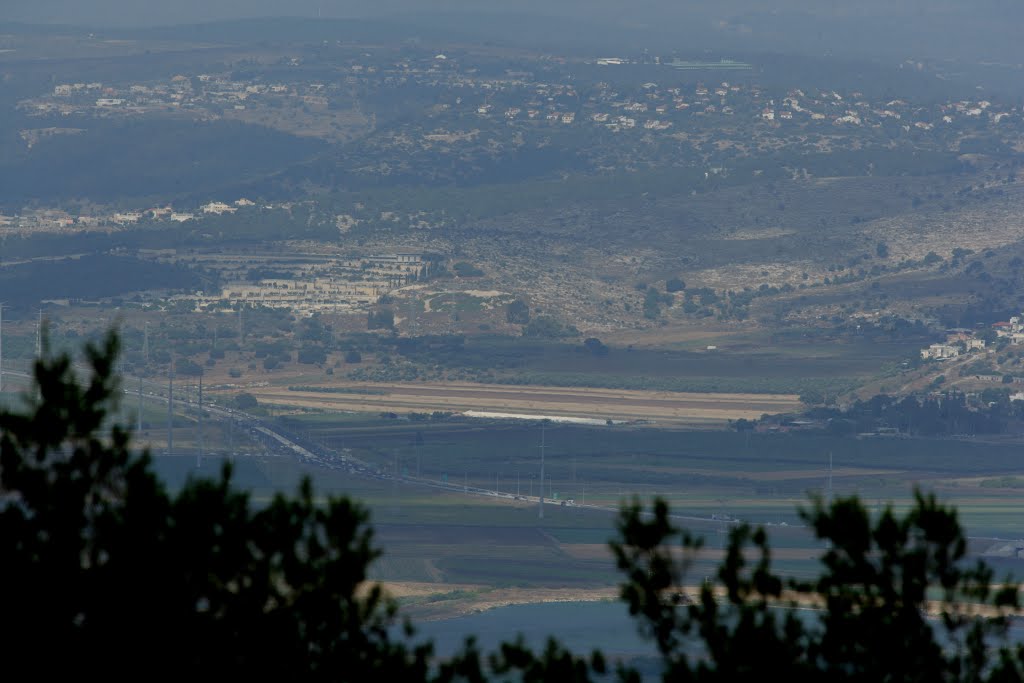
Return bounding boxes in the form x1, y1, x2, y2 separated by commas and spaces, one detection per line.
506, 299, 531, 325
175, 357, 204, 376
233, 391, 259, 410
799, 388, 825, 406
583, 337, 609, 356
666, 277, 687, 293
644, 287, 663, 320
368, 308, 396, 331
297, 344, 328, 365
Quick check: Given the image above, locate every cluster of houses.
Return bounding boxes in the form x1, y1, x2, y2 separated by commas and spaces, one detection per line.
0, 198, 278, 234
992, 316, 1024, 344
10, 48, 1024, 241
920, 316, 1024, 360
470, 73, 1019, 137
187, 252, 429, 315
23, 74, 327, 117
920, 331, 987, 360
17, 48, 1022, 148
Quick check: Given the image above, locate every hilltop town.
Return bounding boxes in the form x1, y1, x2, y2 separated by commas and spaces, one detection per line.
2, 30, 1024, 414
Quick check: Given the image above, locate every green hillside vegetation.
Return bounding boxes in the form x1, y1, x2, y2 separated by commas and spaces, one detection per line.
0, 119, 323, 204
0, 254, 213, 310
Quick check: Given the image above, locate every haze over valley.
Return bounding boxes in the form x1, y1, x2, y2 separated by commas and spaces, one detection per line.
4, 2, 1024, 659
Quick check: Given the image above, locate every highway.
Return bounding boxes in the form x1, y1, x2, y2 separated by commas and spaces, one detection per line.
1, 365, 786, 529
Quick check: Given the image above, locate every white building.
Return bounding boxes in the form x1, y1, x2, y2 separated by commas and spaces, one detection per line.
201, 202, 237, 215
112, 212, 142, 224
921, 344, 960, 360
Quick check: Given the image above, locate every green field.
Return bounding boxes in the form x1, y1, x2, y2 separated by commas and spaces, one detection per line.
146, 418, 1024, 595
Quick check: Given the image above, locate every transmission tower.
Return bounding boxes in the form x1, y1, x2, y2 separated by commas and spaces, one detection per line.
137, 374, 143, 435
827, 452, 834, 503
538, 423, 547, 519
825, 452, 834, 550
167, 366, 174, 456
0, 302, 4, 393
196, 374, 203, 469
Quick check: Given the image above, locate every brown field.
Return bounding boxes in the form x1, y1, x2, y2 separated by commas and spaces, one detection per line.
243, 381, 801, 425
559, 544, 819, 563
380, 577, 1018, 622
578, 465, 904, 482
386, 583, 621, 621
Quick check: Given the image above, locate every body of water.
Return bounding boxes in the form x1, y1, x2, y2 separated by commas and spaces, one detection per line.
414, 600, 656, 660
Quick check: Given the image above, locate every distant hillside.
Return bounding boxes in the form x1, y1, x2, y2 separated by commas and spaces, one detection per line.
0, 119, 323, 205
0, 253, 213, 310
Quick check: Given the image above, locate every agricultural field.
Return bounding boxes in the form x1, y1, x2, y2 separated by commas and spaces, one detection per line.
5, 16, 1024, 632
139, 416, 1024, 620
245, 381, 801, 425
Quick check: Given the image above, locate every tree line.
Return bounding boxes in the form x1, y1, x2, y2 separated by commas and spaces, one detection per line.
4, 333, 1024, 680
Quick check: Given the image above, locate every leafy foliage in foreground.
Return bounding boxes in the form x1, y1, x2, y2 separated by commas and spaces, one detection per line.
3, 333, 1024, 681
613, 495, 1023, 682
0, 334, 430, 679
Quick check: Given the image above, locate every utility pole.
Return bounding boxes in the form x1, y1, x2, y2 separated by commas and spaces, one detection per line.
0, 302, 4, 394
538, 423, 547, 519
196, 374, 203, 469
167, 366, 174, 456
391, 449, 400, 514
137, 374, 143, 435
825, 453, 834, 550
143, 322, 149, 364
36, 308, 42, 358
827, 452, 833, 503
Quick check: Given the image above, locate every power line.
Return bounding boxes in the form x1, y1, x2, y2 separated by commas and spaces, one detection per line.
167, 365, 174, 457
538, 422, 547, 519
0, 302, 4, 394
137, 374, 143, 435
825, 452, 834, 551
197, 373, 204, 469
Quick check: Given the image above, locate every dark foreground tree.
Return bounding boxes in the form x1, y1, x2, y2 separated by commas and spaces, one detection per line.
0, 333, 599, 681
0, 333, 433, 680
3, 333, 1024, 681
612, 495, 1024, 682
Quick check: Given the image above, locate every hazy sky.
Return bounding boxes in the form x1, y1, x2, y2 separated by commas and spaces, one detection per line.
9, 1, 539, 26
4, 1, 1022, 64
2, 1, 975, 27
